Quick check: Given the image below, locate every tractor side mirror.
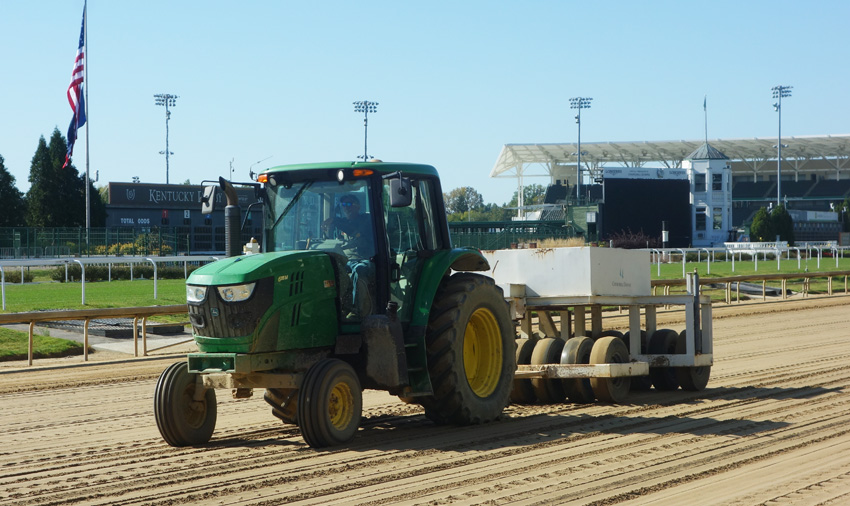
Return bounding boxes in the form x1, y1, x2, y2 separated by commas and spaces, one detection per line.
200, 185, 217, 214
389, 177, 412, 208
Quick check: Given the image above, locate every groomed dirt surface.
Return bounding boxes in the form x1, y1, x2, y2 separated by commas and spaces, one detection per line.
2, 296, 849, 505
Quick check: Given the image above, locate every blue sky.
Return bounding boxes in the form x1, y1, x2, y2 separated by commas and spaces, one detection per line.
1, 0, 848, 204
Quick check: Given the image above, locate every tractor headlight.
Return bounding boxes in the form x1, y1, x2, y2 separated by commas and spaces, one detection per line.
186, 285, 208, 303
217, 283, 256, 303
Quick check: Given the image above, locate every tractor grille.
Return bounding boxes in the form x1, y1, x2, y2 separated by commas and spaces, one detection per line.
189, 277, 273, 338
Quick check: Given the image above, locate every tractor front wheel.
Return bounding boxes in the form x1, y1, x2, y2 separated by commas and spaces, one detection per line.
420, 273, 515, 425
297, 359, 362, 448
154, 361, 217, 447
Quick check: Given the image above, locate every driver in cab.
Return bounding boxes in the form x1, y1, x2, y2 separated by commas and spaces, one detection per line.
322, 194, 375, 317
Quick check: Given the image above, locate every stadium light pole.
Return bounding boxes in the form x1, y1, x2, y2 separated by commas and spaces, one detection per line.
353, 100, 378, 161
154, 93, 178, 184
570, 97, 592, 203
772, 85, 792, 207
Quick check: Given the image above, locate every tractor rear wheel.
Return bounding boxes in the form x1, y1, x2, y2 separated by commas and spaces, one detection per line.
154, 361, 217, 447
420, 273, 515, 425
297, 358, 362, 448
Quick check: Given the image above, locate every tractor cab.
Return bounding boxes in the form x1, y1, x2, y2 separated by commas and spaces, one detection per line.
259, 162, 450, 328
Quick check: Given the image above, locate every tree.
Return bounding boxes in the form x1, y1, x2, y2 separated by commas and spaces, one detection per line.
26, 128, 106, 227
749, 207, 773, 242
0, 154, 26, 227
770, 204, 795, 245
749, 205, 794, 244
840, 198, 850, 233
508, 183, 546, 208
443, 186, 484, 215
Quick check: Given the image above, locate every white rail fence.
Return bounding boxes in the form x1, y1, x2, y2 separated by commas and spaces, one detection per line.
0, 255, 217, 310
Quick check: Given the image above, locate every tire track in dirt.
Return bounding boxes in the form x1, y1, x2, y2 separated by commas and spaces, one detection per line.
0, 298, 848, 505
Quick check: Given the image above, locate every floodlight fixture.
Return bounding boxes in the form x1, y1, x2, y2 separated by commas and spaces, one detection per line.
353, 100, 378, 161
771, 85, 791, 206
154, 93, 179, 184
570, 97, 592, 202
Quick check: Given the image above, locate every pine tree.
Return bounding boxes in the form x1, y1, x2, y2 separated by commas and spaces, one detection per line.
0, 154, 26, 227
25, 128, 106, 227
770, 205, 795, 245
26, 135, 58, 227
749, 207, 774, 242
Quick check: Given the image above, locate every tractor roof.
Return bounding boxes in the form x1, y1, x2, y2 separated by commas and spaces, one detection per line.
262, 161, 439, 178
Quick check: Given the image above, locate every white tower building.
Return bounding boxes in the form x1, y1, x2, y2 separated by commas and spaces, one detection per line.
683, 143, 733, 246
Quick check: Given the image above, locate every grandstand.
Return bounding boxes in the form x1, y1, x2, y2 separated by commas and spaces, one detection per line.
492, 135, 850, 243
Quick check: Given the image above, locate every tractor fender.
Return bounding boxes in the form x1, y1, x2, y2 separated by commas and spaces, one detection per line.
408, 247, 491, 328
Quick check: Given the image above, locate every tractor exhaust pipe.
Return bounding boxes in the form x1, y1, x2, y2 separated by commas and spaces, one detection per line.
219, 177, 241, 257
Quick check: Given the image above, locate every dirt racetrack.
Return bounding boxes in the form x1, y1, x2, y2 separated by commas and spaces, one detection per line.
2, 296, 850, 505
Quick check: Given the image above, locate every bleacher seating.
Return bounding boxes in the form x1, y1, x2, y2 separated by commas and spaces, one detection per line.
732, 181, 774, 199
778, 180, 815, 198
543, 183, 568, 204
807, 180, 850, 198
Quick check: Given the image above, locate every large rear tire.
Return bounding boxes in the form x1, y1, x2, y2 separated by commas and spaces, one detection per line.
561, 336, 595, 403
297, 358, 362, 448
420, 273, 515, 425
154, 361, 217, 447
675, 330, 711, 391
589, 336, 631, 403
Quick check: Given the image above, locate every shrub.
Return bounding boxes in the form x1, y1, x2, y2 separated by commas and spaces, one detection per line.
1, 270, 35, 283
51, 263, 201, 282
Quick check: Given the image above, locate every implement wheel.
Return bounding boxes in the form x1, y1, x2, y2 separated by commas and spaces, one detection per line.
264, 388, 298, 425
589, 336, 631, 403
561, 336, 595, 404
648, 329, 680, 391
511, 338, 537, 404
531, 338, 566, 403
624, 330, 653, 391
675, 330, 711, 391
420, 273, 515, 425
297, 359, 362, 448
154, 361, 217, 447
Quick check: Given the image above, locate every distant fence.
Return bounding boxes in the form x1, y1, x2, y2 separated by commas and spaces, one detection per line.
0, 305, 190, 366
0, 255, 217, 310
0, 226, 263, 259
652, 270, 850, 304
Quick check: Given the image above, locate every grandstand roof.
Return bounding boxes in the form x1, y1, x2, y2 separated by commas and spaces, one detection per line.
491, 134, 850, 182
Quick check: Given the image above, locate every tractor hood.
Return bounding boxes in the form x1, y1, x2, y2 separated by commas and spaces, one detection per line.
188, 251, 326, 286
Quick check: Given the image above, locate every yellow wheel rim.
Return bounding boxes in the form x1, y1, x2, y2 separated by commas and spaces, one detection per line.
328, 380, 354, 431
463, 308, 503, 398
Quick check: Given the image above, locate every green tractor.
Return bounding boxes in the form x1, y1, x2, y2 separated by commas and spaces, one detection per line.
154, 161, 516, 448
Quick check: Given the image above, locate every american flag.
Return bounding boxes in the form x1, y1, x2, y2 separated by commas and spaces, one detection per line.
64, 3, 86, 169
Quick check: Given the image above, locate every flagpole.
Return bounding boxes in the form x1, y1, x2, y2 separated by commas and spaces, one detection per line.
703, 95, 708, 145
84, 1, 90, 244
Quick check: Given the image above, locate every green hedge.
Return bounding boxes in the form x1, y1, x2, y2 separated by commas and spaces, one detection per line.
51, 264, 201, 282
0, 270, 35, 283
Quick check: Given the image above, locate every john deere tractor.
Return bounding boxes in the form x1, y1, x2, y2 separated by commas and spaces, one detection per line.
154, 161, 516, 448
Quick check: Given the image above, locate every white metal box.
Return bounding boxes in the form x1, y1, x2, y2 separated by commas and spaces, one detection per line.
480, 247, 650, 297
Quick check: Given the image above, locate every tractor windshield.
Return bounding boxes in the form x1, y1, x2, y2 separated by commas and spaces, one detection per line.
265, 179, 373, 257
